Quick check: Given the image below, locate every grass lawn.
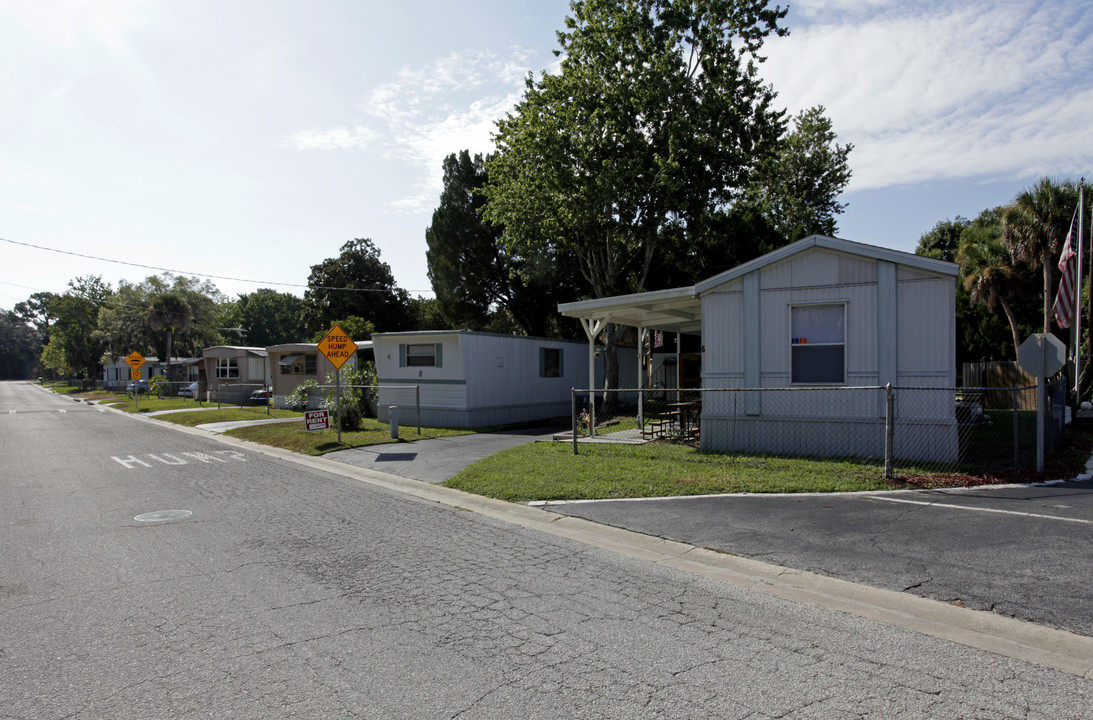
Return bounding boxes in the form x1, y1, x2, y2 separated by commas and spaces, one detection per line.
445, 441, 893, 502
223, 419, 474, 456
447, 419, 1093, 503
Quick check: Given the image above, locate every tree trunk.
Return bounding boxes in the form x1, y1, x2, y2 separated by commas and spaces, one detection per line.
1043, 247, 1052, 333
166, 330, 173, 381
1000, 297, 1021, 361
602, 323, 620, 417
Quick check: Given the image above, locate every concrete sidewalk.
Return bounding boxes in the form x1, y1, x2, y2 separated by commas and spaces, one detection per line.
323, 426, 558, 483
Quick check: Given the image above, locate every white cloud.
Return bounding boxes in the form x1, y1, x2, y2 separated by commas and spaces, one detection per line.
0, 0, 148, 55
762, 0, 1093, 190
284, 125, 377, 152
288, 47, 542, 214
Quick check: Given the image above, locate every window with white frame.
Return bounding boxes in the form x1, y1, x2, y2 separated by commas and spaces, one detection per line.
215, 357, 239, 379
790, 304, 845, 384
404, 343, 439, 367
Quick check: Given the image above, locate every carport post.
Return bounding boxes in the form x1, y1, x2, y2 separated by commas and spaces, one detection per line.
884, 384, 894, 478
637, 327, 647, 431
416, 385, 421, 435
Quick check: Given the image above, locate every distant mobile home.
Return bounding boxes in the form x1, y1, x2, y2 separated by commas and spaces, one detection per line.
372, 331, 595, 428
267, 341, 374, 409
559, 235, 960, 461
200, 346, 269, 403
102, 356, 200, 390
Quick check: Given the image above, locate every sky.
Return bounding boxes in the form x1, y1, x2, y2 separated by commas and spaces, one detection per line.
2, 0, 1091, 312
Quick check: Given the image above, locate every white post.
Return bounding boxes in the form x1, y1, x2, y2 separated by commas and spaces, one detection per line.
637, 327, 647, 430
1076, 182, 1085, 401
1037, 336, 1046, 473
579, 317, 605, 438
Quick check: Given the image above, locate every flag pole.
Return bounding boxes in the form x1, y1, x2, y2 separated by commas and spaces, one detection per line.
1078, 179, 1086, 401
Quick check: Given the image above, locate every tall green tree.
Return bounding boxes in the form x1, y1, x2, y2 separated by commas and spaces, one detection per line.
1002, 178, 1081, 332
917, 209, 1040, 368
13, 291, 56, 338
0, 310, 40, 378
915, 217, 968, 262
487, 0, 787, 300
744, 105, 853, 242
227, 289, 307, 346
147, 292, 193, 379
43, 276, 112, 378
957, 222, 1025, 359
303, 239, 411, 336
426, 150, 574, 336
96, 275, 227, 362
485, 0, 789, 387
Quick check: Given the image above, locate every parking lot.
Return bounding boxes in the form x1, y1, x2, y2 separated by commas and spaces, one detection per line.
542, 478, 1093, 637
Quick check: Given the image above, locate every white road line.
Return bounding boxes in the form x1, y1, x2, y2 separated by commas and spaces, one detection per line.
58, 409, 66, 413
868, 495, 1093, 525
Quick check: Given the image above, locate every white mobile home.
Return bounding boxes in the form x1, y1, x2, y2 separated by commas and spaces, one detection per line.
559, 236, 960, 461
372, 331, 593, 428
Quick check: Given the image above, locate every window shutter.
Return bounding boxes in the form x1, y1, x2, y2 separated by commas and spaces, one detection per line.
558, 348, 564, 377
434, 343, 443, 368
538, 348, 545, 377
398, 344, 407, 367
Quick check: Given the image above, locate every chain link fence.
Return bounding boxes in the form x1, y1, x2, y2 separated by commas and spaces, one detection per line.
568, 381, 1069, 479
283, 384, 421, 433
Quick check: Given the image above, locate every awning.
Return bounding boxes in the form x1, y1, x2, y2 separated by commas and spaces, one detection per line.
557, 285, 701, 335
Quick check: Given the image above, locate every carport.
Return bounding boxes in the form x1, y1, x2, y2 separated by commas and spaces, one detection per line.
558, 285, 702, 435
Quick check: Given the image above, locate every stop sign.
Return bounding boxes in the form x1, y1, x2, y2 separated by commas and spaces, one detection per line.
1017, 333, 1067, 378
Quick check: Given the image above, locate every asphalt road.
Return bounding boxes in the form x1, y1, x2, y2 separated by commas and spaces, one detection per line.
542, 478, 1093, 638
2, 380, 1091, 718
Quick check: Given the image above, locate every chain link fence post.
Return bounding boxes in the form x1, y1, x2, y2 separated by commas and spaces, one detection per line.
884, 383, 894, 479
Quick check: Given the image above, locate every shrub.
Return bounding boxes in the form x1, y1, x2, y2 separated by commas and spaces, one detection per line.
286, 380, 317, 411
320, 361, 377, 431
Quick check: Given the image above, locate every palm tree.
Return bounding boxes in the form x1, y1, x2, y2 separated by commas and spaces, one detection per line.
1001, 177, 1079, 332
147, 293, 192, 381
957, 227, 1024, 359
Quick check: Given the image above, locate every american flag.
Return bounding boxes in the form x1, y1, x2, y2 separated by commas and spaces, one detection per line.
1053, 203, 1081, 329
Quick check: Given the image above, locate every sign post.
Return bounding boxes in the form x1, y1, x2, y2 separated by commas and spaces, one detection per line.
125, 351, 146, 410
317, 325, 357, 442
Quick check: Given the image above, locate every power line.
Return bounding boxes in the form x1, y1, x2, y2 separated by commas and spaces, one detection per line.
0, 236, 430, 294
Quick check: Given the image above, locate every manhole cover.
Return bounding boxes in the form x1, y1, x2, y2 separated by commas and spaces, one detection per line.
134, 510, 192, 523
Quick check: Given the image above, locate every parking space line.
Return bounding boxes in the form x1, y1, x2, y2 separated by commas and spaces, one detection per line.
868, 495, 1093, 525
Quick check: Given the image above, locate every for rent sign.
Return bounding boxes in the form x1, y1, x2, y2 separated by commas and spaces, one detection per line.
304, 410, 330, 432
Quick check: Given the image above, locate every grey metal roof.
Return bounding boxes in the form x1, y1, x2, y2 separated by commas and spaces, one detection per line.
557, 285, 701, 334
694, 235, 958, 294
557, 236, 958, 334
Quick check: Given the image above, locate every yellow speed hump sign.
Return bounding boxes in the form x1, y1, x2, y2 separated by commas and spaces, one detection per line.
318, 325, 356, 370
125, 351, 146, 370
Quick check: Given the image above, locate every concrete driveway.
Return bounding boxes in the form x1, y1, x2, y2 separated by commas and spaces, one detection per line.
540, 477, 1093, 638
323, 426, 559, 483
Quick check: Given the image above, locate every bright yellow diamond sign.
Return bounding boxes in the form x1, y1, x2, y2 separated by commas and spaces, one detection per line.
125, 351, 146, 370
317, 325, 356, 370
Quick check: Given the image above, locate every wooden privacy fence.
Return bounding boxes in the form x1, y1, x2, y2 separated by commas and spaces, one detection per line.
963, 361, 1037, 409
